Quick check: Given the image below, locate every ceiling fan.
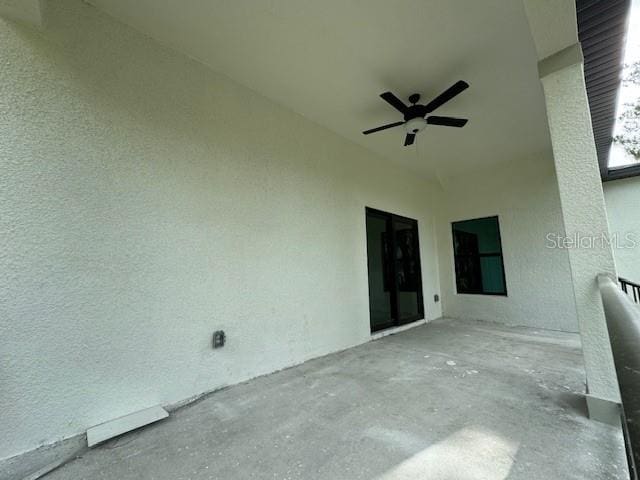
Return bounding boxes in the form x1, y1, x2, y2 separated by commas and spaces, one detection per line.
363, 80, 469, 146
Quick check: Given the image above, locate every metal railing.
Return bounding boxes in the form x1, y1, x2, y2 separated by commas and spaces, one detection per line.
620, 278, 640, 304
598, 274, 640, 479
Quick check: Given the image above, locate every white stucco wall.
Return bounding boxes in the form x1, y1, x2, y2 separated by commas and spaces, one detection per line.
604, 176, 640, 282
437, 158, 579, 332
0, 1, 445, 460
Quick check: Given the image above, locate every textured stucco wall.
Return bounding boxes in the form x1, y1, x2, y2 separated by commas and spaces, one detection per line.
0, 1, 444, 460
437, 158, 579, 332
541, 62, 619, 403
604, 176, 640, 282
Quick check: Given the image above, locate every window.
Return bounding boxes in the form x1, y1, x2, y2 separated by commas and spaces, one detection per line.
365, 208, 424, 332
452, 216, 507, 296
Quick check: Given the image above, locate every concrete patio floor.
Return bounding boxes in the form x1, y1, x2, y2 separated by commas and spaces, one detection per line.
43, 318, 626, 479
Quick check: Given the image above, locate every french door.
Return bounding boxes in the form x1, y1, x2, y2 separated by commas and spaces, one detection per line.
365, 207, 424, 332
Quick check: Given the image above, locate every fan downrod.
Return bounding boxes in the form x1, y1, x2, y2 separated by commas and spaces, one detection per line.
408, 93, 420, 104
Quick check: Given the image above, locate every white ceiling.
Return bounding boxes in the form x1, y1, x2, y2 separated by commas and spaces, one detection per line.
87, 0, 553, 179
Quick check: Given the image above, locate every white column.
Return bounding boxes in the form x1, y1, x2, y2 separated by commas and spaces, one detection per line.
539, 46, 620, 421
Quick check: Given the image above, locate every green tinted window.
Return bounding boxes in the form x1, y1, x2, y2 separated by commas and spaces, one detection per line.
452, 216, 507, 296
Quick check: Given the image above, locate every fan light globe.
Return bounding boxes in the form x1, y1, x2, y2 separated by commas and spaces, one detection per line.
405, 117, 427, 134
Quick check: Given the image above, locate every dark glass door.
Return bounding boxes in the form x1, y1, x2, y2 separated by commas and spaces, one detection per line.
366, 208, 424, 332
393, 216, 423, 325
366, 210, 396, 331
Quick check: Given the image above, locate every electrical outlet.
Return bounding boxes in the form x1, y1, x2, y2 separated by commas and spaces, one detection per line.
434, 294, 440, 303
212, 330, 226, 349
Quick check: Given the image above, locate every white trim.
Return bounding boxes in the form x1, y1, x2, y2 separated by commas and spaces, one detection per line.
0, 0, 44, 27
86, 406, 168, 447
370, 318, 428, 340
538, 43, 584, 79
585, 393, 621, 426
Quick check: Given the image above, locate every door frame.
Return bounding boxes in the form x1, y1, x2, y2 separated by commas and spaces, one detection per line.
365, 207, 425, 332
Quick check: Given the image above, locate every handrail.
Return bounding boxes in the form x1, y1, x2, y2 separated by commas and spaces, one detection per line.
598, 274, 640, 479
620, 277, 640, 304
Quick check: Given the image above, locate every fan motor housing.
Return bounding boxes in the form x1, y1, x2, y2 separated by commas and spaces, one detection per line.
404, 104, 426, 121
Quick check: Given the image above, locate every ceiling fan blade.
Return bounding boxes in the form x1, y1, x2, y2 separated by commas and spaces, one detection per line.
380, 92, 409, 114
362, 121, 405, 135
424, 80, 469, 113
404, 133, 415, 146
427, 116, 468, 128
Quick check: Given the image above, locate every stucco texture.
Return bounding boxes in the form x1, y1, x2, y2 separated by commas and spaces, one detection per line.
437, 158, 579, 333
0, 0, 446, 460
541, 63, 619, 402
604, 176, 640, 282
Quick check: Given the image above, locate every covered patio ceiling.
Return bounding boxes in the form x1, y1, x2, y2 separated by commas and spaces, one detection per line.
86, 0, 556, 179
